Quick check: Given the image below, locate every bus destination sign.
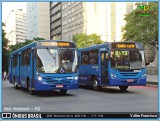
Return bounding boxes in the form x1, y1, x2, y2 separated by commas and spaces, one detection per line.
38, 42, 75, 48
112, 43, 136, 49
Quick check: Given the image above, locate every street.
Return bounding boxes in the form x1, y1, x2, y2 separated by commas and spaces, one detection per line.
2, 80, 158, 112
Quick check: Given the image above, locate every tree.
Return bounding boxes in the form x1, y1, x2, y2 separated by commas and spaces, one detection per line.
2, 23, 9, 72
122, 2, 158, 47
10, 37, 45, 52
72, 33, 103, 48
122, 2, 158, 67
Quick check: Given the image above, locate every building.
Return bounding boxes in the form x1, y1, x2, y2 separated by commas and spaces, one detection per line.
61, 2, 108, 41
61, 2, 84, 41
51, 2, 136, 42
106, 2, 136, 42
50, 2, 62, 40
27, 2, 50, 40
5, 9, 27, 45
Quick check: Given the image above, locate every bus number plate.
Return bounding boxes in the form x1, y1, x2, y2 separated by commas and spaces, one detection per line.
127, 79, 134, 82
56, 84, 63, 88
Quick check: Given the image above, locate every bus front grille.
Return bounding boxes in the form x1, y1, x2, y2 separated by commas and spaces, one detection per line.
120, 72, 138, 77
45, 79, 71, 84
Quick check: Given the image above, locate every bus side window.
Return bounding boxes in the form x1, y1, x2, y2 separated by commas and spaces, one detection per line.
81, 51, 89, 65
89, 49, 98, 65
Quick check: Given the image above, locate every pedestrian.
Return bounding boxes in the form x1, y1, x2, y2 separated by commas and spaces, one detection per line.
3, 71, 7, 81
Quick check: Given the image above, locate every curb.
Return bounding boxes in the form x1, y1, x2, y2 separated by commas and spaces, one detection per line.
147, 81, 158, 86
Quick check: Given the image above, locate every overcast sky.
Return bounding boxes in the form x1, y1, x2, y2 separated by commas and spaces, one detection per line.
2, 2, 26, 23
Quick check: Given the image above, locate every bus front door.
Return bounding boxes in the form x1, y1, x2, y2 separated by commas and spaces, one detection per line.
18, 54, 21, 85
31, 50, 36, 89
100, 52, 108, 85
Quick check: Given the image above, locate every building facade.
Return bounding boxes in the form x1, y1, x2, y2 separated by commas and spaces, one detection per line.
27, 2, 50, 40
106, 2, 136, 42
61, 2, 108, 41
50, 2, 62, 40
5, 9, 27, 45
50, 2, 136, 42
61, 2, 84, 41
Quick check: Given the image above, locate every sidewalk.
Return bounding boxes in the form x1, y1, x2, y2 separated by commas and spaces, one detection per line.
147, 75, 158, 85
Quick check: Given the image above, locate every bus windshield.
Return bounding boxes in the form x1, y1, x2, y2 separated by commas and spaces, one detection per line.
36, 48, 78, 73
111, 50, 145, 70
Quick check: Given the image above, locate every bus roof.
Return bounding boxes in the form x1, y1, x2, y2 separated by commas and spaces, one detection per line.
10, 40, 75, 56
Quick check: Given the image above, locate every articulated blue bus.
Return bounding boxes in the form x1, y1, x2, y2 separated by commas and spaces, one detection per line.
78, 42, 146, 91
9, 40, 78, 95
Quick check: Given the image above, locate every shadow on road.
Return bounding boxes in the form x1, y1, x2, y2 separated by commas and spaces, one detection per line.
15, 87, 75, 97
79, 85, 137, 94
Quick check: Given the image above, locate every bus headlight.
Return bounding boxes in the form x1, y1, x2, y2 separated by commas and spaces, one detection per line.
67, 76, 78, 80
38, 76, 42, 81
111, 73, 117, 78
75, 76, 78, 80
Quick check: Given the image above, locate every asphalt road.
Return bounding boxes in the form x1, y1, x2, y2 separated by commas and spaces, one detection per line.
2, 80, 158, 112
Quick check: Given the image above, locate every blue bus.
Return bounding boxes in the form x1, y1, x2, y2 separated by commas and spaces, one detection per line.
9, 40, 78, 95
78, 42, 146, 91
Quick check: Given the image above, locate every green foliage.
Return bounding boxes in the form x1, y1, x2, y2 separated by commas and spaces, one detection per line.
2, 23, 10, 72
9, 40, 32, 52
72, 33, 103, 48
10, 37, 45, 52
122, 2, 158, 47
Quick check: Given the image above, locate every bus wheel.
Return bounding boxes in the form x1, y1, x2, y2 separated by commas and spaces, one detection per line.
29, 87, 36, 95
119, 86, 128, 91
28, 81, 36, 95
92, 78, 100, 91
60, 89, 67, 94
14, 78, 18, 89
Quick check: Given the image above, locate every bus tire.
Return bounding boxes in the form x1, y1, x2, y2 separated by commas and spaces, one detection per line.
27, 80, 36, 95
60, 89, 67, 94
29, 86, 36, 95
14, 78, 18, 89
119, 86, 128, 91
92, 78, 100, 91
29, 89, 36, 95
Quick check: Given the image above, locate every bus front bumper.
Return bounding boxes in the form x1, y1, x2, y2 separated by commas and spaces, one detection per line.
35, 80, 79, 91
109, 77, 146, 86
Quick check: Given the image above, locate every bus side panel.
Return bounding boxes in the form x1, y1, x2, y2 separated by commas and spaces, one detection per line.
20, 65, 30, 88
20, 66, 27, 88
79, 65, 100, 85
79, 65, 90, 85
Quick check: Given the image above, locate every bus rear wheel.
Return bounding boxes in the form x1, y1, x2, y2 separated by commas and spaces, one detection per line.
92, 78, 100, 91
60, 89, 67, 94
14, 78, 18, 89
119, 86, 128, 91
